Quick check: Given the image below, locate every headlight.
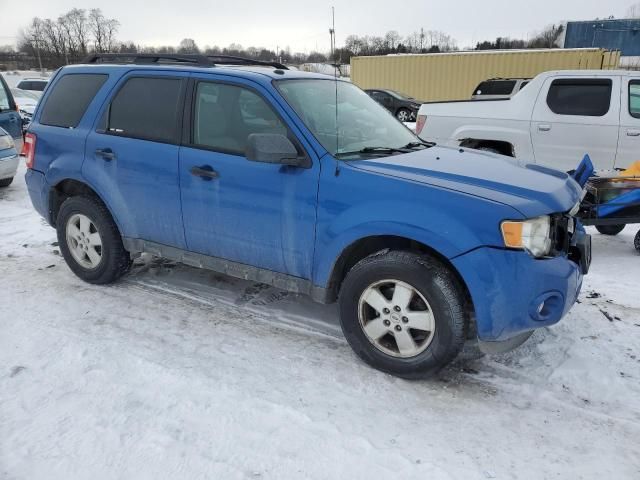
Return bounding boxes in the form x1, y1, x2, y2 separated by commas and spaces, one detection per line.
0, 134, 15, 150
501, 215, 552, 258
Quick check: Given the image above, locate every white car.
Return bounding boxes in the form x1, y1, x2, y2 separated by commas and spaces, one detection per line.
15, 77, 49, 98
11, 88, 38, 124
416, 70, 640, 171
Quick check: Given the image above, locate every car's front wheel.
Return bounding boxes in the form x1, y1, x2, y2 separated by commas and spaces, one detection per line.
57, 196, 132, 284
339, 250, 466, 378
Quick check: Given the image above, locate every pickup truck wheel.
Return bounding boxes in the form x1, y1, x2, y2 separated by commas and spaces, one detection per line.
339, 250, 466, 378
0, 177, 13, 187
57, 196, 132, 284
595, 224, 625, 236
395, 108, 411, 122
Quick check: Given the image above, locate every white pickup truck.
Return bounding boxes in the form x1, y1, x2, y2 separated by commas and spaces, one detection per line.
416, 70, 640, 171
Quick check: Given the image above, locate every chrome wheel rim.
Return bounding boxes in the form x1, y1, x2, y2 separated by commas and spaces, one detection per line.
65, 213, 103, 269
397, 110, 409, 122
358, 279, 435, 358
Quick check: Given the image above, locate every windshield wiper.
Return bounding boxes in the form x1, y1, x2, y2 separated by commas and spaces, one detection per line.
335, 146, 409, 158
401, 141, 435, 149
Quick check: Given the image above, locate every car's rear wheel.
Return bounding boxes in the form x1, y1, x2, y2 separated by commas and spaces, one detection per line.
396, 108, 411, 122
57, 196, 132, 284
339, 250, 466, 378
634, 230, 640, 253
0, 177, 13, 188
595, 224, 625, 236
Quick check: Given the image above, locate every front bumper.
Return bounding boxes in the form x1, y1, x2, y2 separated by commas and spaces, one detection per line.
452, 245, 584, 343
0, 151, 19, 180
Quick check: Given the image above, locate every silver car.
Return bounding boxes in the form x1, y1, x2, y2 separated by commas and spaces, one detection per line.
0, 127, 19, 188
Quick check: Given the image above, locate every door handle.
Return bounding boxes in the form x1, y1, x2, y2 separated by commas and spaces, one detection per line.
190, 165, 219, 180
95, 148, 116, 161
626, 129, 640, 137
538, 124, 552, 132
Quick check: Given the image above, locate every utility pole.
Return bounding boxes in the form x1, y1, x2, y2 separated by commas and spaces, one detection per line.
31, 35, 43, 74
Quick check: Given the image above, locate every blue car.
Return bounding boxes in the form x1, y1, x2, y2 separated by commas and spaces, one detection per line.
24, 54, 590, 377
0, 73, 23, 187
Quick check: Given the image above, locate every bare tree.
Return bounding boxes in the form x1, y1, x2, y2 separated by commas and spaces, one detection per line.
67, 8, 88, 55
384, 30, 401, 51
627, 2, 640, 17
528, 24, 564, 48
178, 38, 199, 54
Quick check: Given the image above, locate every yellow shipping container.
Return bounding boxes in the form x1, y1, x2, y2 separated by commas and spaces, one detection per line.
351, 48, 621, 102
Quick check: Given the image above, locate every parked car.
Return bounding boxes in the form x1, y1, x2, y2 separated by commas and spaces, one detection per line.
471, 78, 530, 100
24, 54, 590, 378
364, 89, 422, 122
16, 77, 49, 97
1, 73, 23, 136
416, 70, 640, 172
11, 88, 39, 128
0, 127, 19, 187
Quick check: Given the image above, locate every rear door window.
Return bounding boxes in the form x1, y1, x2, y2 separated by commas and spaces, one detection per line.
106, 77, 183, 144
546, 79, 612, 116
629, 81, 640, 119
40, 74, 107, 128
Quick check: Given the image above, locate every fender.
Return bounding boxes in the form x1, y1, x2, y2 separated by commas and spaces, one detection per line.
46, 168, 133, 238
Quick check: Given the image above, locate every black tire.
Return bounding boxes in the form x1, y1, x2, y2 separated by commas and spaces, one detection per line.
634, 230, 640, 253
395, 108, 411, 122
338, 250, 466, 379
595, 224, 625, 236
56, 195, 132, 284
0, 177, 13, 188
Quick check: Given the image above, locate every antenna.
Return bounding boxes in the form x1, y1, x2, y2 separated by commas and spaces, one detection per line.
331, 6, 340, 176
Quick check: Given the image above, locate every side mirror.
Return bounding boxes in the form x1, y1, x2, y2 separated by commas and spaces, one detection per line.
246, 133, 308, 167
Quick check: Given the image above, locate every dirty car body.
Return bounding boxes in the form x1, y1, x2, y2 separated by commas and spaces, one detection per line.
24, 56, 590, 376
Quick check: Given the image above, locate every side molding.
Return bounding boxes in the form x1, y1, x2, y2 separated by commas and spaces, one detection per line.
122, 238, 332, 304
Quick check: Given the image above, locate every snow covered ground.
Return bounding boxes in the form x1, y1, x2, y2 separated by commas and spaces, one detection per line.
1, 162, 639, 479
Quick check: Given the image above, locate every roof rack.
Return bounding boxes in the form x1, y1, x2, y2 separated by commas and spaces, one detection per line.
81, 53, 288, 70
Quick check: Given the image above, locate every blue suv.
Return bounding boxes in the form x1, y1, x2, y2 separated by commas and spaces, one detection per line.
25, 54, 590, 377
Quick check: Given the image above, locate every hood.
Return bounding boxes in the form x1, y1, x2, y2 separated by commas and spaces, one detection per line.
347, 146, 582, 218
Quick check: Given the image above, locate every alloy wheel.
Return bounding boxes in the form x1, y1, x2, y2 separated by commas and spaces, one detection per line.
358, 279, 435, 358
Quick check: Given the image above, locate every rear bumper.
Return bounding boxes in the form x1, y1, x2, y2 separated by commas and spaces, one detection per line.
452, 246, 583, 343
0, 151, 19, 180
25, 168, 50, 222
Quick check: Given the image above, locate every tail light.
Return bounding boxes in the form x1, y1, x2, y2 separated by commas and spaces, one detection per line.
22, 132, 36, 169
415, 114, 427, 136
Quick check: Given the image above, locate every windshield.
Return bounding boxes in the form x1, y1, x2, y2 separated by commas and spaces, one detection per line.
276, 79, 419, 158
388, 90, 413, 100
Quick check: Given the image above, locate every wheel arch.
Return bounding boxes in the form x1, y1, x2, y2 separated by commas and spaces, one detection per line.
324, 235, 474, 319
49, 178, 121, 232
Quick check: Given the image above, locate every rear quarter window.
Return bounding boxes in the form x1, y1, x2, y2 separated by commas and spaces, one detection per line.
546, 79, 612, 117
40, 74, 108, 128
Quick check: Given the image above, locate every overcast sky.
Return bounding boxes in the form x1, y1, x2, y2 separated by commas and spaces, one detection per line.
0, 0, 636, 52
